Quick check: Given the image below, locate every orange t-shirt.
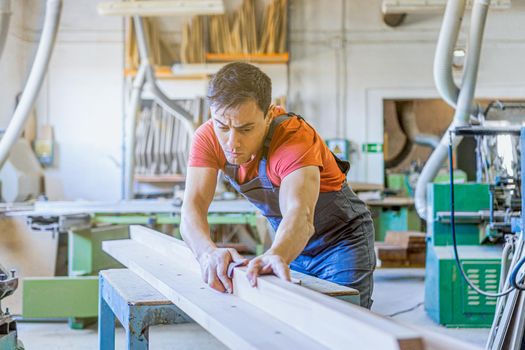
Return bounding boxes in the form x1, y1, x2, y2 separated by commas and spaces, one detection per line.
188, 106, 346, 192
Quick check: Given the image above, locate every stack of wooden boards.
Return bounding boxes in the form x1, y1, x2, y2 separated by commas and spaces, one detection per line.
102, 226, 477, 350
207, 0, 258, 57
377, 231, 426, 268
209, 0, 288, 55
125, 17, 178, 71
125, 0, 288, 67
181, 15, 207, 64
182, 0, 288, 63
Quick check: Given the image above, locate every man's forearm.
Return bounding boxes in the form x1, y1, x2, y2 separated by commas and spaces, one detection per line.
266, 207, 315, 264
180, 205, 216, 258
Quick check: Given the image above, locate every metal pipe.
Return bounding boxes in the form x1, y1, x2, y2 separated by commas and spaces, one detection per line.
398, 102, 440, 149
123, 61, 147, 200
0, 0, 62, 170
132, 16, 194, 133
433, 0, 465, 109
0, 0, 11, 60
122, 16, 195, 199
415, 0, 490, 219
414, 134, 440, 149
454, 0, 488, 120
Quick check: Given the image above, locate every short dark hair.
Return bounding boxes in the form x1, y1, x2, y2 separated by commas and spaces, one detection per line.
207, 62, 272, 115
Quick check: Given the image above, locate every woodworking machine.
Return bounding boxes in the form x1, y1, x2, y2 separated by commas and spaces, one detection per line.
0, 263, 20, 350
3, 198, 261, 329
425, 122, 525, 336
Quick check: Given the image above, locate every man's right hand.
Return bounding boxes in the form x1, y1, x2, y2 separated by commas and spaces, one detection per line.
196, 247, 247, 293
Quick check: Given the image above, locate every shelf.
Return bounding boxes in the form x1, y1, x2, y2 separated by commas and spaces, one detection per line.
135, 174, 186, 183
125, 56, 289, 79
124, 66, 210, 80
205, 53, 289, 63
98, 0, 225, 17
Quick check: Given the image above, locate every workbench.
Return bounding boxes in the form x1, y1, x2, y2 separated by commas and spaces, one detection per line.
100, 225, 478, 350
99, 269, 360, 350
366, 197, 421, 241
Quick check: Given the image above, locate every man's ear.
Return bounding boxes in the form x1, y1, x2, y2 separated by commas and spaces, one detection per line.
264, 111, 272, 126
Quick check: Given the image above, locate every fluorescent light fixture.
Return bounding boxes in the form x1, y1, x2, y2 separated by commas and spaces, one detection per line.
97, 0, 225, 17
453, 48, 465, 58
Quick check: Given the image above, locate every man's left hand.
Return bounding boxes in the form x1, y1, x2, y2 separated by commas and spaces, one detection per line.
245, 254, 291, 287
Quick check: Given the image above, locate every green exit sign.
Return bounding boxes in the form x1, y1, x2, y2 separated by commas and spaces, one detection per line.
362, 143, 383, 153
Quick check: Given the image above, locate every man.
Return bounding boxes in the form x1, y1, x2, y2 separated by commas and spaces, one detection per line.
180, 62, 376, 308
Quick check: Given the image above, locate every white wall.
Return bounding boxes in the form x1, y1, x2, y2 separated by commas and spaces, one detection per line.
2, 0, 525, 200
45, 0, 123, 201
0, 0, 123, 201
289, 0, 525, 183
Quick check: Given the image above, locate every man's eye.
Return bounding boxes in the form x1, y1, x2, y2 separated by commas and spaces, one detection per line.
219, 126, 229, 131
241, 128, 252, 133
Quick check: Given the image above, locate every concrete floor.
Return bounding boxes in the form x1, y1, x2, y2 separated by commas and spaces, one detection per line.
371, 268, 489, 348
16, 268, 489, 349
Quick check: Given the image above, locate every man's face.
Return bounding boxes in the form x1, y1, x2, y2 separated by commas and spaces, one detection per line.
211, 99, 270, 165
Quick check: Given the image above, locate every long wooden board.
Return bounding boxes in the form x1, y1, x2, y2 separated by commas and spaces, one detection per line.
128, 226, 424, 349
103, 239, 326, 350
105, 226, 421, 349
103, 225, 479, 350
97, 1, 225, 17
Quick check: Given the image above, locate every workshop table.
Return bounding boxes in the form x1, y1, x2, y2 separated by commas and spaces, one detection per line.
99, 269, 360, 350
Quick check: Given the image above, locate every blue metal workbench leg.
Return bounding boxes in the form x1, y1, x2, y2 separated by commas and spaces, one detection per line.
99, 277, 116, 350
126, 307, 149, 350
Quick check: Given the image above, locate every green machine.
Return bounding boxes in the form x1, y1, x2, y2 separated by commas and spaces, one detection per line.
425, 183, 503, 327
15, 199, 261, 329
368, 198, 421, 242
0, 264, 21, 350
22, 225, 128, 329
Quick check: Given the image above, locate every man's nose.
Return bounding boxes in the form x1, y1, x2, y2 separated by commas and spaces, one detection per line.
227, 130, 241, 149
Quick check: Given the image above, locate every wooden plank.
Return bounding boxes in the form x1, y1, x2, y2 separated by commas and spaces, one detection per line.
366, 197, 415, 207
384, 231, 426, 248
103, 239, 327, 350
134, 174, 186, 183
129, 226, 199, 271
97, 0, 225, 17
231, 266, 422, 350
126, 226, 424, 350
290, 270, 358, 298
348, 181, 384, 192
205, 52, 289, 63
377, 245, 408, 261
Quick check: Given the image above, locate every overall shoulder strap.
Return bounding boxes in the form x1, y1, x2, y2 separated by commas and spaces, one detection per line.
262, 113, 298, 158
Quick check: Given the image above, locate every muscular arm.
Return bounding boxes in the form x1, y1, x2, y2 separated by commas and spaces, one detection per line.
180, 167, 218, 256
181, 167, 246, 293
246, 166, 320, 285
269, 165, 320, 262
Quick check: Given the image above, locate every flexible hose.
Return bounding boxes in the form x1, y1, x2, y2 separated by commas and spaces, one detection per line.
0, 0, 62, 170
448, 131, 515, 297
